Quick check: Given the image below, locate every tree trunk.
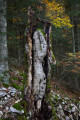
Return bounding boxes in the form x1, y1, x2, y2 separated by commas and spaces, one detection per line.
0, 0, 9, 83
71, 18, 76, 55
24, 6, 52, 120
77, 26, 80, 51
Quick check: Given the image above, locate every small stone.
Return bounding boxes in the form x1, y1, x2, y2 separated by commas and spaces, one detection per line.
0, 91, 7, 98
11, 93, 15, 96
0, 105, 2, 108
62, 102, 65, 105
0, 100, 8, 105
6, 107, 9, 110
10, 106, 20, 113
18, 92, 22, 95
8, 87, 12, 90
65, 116, 70, 120
21, 110, 24, 114
8, 87, 16, 91
64, 97, 69, 100
59, 104, 62, 109
0, 111, 3, 117
57, 94, 60, 97
10, 106, 24, 114
51, 90, 56, 95
4, 97, 7, 100
1, 87, 7, 91
27, 116, 30, 120
7, 94, 10, 98
8, 87, 17, 95
70, 104, 78, 113
62, 101, 67, 105
57, 104, 65, 117
70, 103, 75, 107
0, 111, 3, 114
56, 94, 61, 99
71, 106, 77, 112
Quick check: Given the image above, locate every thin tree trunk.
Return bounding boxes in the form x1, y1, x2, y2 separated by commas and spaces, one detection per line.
71, 18, 76, 55
0, 0, 9, 83
77, 25, 80, 51
25, 6, 34, 118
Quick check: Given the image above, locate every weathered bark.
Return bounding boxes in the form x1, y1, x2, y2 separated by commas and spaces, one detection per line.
25, 7, 52, 119
33, 30, 47, 110
0, 0, 9, 83
25, 6, 33, 118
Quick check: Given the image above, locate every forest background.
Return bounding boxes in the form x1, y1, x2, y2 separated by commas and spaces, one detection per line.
6, 0, 80, 91
0, 0, 80, 119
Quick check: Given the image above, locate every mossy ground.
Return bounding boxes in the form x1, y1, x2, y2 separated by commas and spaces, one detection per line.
3, 83, 9, 88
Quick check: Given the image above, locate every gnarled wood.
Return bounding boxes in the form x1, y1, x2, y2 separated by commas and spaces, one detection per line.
25, 6, 53, 120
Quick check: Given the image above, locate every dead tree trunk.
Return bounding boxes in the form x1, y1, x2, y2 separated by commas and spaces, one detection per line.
25, 7, 52, 120
25, 6, 34, 117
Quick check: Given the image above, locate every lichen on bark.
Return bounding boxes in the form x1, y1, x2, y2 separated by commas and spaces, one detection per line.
25, 6, 53, 119
33, 30, 47, 110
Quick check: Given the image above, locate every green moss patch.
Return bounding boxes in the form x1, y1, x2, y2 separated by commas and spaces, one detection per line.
37, 29, 45, 37
13, 102, 23, 111
13, 100, 27, 119
11, 82, 21, 90
3, 83, 9, 88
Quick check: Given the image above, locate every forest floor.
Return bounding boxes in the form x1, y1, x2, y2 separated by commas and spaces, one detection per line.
51, 80, 80, 100
0, 67, 80, 119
